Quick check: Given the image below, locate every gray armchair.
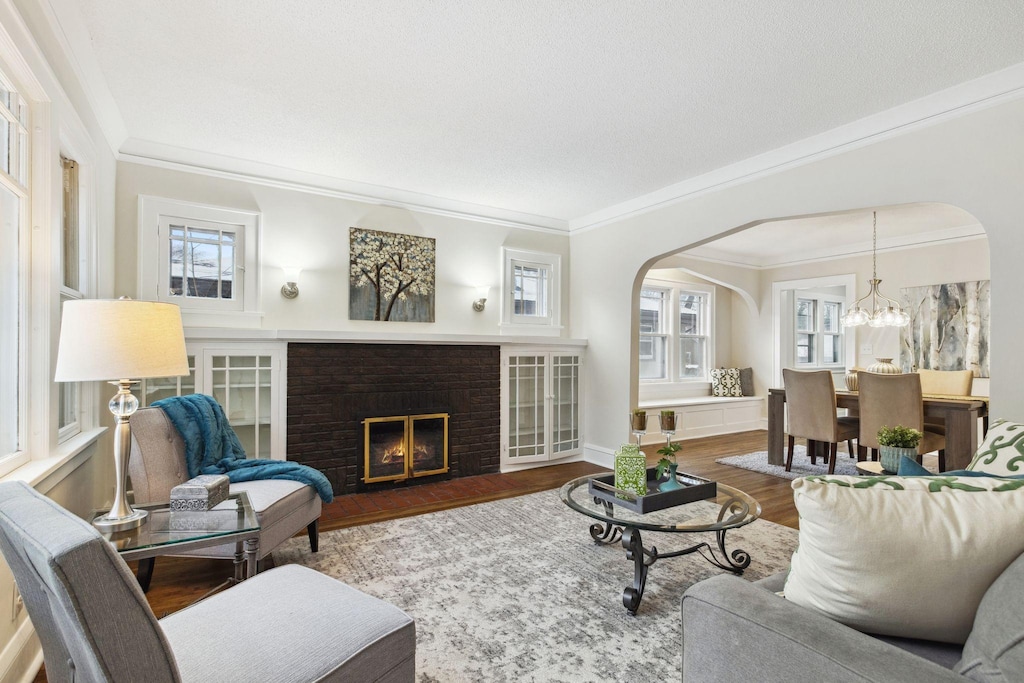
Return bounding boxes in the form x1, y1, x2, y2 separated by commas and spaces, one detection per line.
681, 555, 1024, 682
0, 481, 414, 683
129, 407, 322, 589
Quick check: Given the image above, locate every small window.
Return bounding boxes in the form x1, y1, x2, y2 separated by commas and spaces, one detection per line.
639, 289, 667, 380
638, 280, 715, 385
678, 292, 709, 380
502, 248, 560, 329
140, 196, 261, 318
57, 157, 83, 440
793, 295, 844, 368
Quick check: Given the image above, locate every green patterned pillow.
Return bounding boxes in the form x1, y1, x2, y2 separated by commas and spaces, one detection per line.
710, 368, 742, 397
968, 419, 1024, 476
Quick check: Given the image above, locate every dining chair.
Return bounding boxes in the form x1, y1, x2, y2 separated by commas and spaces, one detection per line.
918, 369, 975, 436
782, 369, 859, 474
858, 371, 947, 471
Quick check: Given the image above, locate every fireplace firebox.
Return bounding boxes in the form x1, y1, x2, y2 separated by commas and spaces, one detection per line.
363, 413, 449, 483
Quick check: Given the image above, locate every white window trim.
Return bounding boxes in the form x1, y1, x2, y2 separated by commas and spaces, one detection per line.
138, 195, 262, 325
500, 247, 562, 335
638, 279, 716, 399
638, 285, 670, 381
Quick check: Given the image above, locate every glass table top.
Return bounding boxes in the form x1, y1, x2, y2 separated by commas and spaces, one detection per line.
97, 492, 260, 552
559, 474, 761, 533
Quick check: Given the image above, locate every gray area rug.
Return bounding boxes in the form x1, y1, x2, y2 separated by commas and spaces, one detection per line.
274, 489, 798, 682
716, 444, 862, 479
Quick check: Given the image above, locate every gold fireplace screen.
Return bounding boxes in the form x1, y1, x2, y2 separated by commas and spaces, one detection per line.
362, 413, 449, 483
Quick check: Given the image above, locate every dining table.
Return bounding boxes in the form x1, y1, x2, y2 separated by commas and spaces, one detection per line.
767, 388, 990, 471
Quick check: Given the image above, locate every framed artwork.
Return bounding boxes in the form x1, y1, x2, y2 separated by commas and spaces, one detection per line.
899, 280, 990, 377
349, 227, 435, 322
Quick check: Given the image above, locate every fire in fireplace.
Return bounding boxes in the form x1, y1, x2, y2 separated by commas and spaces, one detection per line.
363, 413, 449, 483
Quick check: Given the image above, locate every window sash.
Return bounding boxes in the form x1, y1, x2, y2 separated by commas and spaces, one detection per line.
158, 215, 244, 311
510, 260, 551, 323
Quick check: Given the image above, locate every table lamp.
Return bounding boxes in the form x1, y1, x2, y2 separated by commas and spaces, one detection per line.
54, 298, 189, 531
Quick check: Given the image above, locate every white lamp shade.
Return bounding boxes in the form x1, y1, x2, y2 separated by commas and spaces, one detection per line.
54, 299, 190, 381
282, 266, 302, 283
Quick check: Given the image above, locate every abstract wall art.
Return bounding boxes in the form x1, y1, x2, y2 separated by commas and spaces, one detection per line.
899, 280, 990, 377
349, 227, 436, 322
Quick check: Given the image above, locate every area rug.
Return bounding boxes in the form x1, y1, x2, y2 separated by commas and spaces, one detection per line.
273, 489, 798, 682
716, 444, 862, 479
716, 445, 938, 480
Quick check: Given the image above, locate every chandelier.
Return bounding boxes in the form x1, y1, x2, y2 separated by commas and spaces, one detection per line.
840, 211, 910, 328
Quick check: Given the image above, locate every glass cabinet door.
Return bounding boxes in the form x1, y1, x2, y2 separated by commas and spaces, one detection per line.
140, 356, 197, 406
210, 354, 274, 459
507, 355, 546, 462
551, 355, 580, 455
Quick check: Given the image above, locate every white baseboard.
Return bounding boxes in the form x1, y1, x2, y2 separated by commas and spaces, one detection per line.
583, 443, 615, 470
0, 619, 42, 683
498, 452, 585, 473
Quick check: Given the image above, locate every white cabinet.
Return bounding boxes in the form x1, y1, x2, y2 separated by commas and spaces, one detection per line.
139, 342, 287, 460
501, 347, 583, 470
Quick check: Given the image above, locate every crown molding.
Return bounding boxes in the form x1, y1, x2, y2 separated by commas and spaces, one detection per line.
117, 139, 570, 234
569, 61, 1024, 234
37, 0, 128, 154
678, 225, 986, 271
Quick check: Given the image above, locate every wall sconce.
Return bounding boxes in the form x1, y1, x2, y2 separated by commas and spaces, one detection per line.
281, 267, 302, 299
473, 286, 490, 312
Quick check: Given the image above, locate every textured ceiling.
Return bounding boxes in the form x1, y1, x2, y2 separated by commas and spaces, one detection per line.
69, 1, 1024, 222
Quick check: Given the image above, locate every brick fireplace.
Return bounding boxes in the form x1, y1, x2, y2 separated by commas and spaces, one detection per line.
287, 343, 500, 496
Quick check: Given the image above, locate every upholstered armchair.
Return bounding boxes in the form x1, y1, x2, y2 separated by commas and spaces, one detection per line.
129, 407, 322, 589
0, 481, 415, 683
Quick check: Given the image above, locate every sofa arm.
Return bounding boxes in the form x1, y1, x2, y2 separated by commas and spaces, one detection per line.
682, 575, 963, 683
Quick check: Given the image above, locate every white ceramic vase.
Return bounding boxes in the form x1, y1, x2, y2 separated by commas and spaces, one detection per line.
866, 358, 901, 375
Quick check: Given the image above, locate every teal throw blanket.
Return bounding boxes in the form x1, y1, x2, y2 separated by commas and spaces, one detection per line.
153, 394, 334, 503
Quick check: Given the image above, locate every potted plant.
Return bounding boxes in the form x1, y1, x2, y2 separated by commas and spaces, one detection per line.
877, 424, 922, 474
656, 441, 683, 491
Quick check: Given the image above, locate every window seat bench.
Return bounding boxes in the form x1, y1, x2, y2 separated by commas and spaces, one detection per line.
638, 396, 764, 444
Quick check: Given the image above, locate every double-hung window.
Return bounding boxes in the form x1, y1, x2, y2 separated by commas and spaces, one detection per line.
0, 74, 28, 471
57, 157, 84, 441
795, 296, 844, 367
638, 280, 714, 385
639, 288, 668, 380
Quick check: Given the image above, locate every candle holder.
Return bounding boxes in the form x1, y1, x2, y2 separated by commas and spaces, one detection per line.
629, 410, 648, 447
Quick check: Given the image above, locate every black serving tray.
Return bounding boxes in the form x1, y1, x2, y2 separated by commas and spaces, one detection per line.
588, 467, 717, 514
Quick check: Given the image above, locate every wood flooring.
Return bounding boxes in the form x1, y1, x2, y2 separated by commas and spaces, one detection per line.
33, 429, 791, 682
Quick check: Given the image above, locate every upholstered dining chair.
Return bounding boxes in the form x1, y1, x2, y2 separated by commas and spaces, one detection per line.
0, 481, 415, 683
783, 369, 859, 474
858, 371, 947, 471
918, 369, 975, 435
129, 407, 322, 590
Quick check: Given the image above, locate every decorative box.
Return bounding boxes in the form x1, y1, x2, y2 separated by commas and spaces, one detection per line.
170, 474, 230, 511
590, 468, 717, 514
613, 444, 647, 497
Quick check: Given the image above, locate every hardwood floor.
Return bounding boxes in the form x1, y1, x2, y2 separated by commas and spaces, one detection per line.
33, 429, 791, 682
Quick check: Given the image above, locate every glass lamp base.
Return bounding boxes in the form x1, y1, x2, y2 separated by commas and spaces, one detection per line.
93, 508, 148, 532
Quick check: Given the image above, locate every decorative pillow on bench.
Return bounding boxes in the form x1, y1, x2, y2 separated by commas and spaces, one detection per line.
710, 368, 742, 397
785, 474, 1024, 644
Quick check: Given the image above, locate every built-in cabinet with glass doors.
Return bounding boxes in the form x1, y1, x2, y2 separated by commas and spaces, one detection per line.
501, 347, 583, 470
138, 342, 286, 460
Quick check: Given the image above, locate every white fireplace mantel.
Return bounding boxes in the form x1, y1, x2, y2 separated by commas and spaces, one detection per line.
184, 327, 588, 347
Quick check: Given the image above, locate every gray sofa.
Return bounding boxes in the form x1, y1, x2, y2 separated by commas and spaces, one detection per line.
681, 553, 1024, 682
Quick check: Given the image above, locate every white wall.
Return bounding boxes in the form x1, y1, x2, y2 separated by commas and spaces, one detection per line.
115, 162, 571, 336
571, 96, 1022, 461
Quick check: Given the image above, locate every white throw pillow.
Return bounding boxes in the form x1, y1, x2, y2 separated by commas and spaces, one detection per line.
785, 474, 1024, 644
967, 419, 1024, 475
710, 368, 742, 397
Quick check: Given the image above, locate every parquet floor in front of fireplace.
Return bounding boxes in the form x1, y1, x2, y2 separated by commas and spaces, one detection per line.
34, 429, 798, 682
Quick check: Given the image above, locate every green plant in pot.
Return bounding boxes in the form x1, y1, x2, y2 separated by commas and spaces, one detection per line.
656, 441, 683, 491
877, 425, 922, 474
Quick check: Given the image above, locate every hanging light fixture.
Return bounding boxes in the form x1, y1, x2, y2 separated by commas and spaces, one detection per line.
840, 211, 910, 328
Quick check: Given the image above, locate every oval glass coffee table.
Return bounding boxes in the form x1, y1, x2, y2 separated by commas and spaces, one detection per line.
559, 475, 762, 614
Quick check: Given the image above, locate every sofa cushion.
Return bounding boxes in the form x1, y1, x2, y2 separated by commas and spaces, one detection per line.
955, 550, 1024, 682
785, 474, 1024, 644
967, 419, 1024, 475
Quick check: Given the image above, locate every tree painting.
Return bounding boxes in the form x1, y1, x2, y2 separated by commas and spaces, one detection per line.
349, 227, 436, 322
899, 280, 990, 377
